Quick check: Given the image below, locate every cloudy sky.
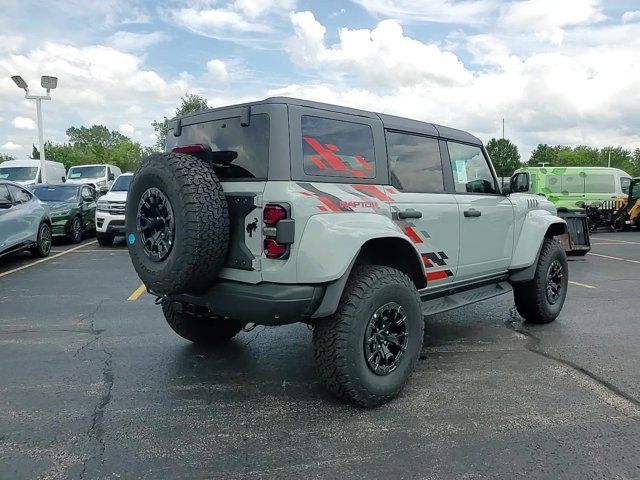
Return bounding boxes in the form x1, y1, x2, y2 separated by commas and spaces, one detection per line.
1, 0, 639, 160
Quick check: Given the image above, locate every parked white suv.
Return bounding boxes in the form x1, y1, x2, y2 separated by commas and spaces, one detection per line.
125, 98, 569, 407
96, 173, 132, 246
67, 164, 122, 194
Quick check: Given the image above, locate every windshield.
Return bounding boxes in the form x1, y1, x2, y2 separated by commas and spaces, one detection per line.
68, 166, 106, 179
110, 175, 133, 192
0, 166, 38, 181
33, 186, 78, 202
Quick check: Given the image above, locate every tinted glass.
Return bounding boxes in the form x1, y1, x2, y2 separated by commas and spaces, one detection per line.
386, 132, 443, 192
0, 185, 11, 203
68, 166, 106, 179
34, 186, 78, 202
166, 114, 269, 180
111, 175, 133, 192
301, 116, 375, 179
513, 172, 529, 192
561, 174, 584, 193
585, 174, 615, 193
7, 184, 32, 204
621, 177, 631, 195
448, 142, 497, 194
0, 166, 38, 181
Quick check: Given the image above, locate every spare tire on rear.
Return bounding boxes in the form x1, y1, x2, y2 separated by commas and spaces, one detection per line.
125, 152, 230, 295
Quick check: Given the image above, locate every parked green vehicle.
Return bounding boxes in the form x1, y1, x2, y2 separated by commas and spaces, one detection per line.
32, 184, 98, 243
511, 166, 632, 212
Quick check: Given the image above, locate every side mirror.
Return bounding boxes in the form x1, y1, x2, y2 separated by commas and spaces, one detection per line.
62, 176, 66, 183
100, 186, 109, 194
108, 173, 115, 181
502, 186, 511, 195
510, 173, 530, 193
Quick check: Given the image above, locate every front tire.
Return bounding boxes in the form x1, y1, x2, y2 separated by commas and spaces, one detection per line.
31, 222, 52, 258
513, 238, 568, 324
313, 265, 424, 408
162, 301, 244, 345
96, 233, 114, 247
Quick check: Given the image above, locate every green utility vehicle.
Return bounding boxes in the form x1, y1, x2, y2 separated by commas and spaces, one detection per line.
511, 166, 632, 212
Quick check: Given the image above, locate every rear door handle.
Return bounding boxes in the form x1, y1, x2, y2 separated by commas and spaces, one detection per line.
464, 209, 482, 218
398, 209, 422, 219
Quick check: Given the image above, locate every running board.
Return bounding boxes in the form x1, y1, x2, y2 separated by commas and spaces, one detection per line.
421, 281, 512, 316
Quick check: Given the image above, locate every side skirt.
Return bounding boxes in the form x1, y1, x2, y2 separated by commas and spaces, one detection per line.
420, 280, 512, 316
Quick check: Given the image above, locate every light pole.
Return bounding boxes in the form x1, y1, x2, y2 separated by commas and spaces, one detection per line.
11, 75, 58, 183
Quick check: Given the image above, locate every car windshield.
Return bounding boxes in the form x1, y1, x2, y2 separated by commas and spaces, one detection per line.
0, 166, 38, 181
68, 166, 106, 179
33, 186, 78, 202
110, 175, 132, 192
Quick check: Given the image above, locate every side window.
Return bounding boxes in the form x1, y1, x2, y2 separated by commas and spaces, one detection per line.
7, 185, 31, 204
448, 142, 497, 194
585, 174, 615, 193
621, 177, 631, 195
0, 185, 12, 204
386, 131, 444, 193
561, 174, 584, 193
301, 116, 375, 179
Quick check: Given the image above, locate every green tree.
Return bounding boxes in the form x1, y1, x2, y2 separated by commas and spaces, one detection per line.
0, 153, 15, 163
528, 144, 557, 166
151, 93, 209, 151
632, 148, 640, 177
486, 138, 521, 177
30, 145, 40, 159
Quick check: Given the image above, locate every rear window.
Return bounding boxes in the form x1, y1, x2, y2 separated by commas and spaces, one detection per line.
585, 174, 615, 193
166, 114, 269, 180
301, 116, 375, 179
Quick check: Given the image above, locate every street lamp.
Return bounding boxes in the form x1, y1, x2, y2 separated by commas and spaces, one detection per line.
11, 74, 58, 183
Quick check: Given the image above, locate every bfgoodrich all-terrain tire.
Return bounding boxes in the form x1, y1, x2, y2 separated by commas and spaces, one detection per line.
313, 265, 424, 408
513, 238, 568, 324
126, 152, 230, 295
162, 301, 244, 345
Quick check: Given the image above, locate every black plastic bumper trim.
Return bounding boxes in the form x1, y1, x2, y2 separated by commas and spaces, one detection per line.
171, 280, 325, 326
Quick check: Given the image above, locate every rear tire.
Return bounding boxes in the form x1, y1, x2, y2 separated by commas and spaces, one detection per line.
96, 233, 114, 247
313, 265, 424, 408
162, 301, 244, 345
126, 152, 230, 295
513, 238, 568, 324
31, 223, 52, 258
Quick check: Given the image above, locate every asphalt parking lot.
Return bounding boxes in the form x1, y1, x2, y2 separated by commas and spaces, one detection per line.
1, 233, 639, 479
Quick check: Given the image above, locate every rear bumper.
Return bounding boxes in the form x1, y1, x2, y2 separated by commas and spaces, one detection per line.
169, 280, 326, 326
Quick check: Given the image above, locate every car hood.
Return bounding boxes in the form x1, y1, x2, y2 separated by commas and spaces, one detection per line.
100, 191, 128, 202
48, 201, 78, 213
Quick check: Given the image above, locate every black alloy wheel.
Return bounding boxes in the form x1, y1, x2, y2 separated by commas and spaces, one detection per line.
364, 302, 409, 376
136, 187, 175, 262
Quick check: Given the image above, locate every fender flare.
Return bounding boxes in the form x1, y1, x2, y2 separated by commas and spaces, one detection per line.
509, 210, 567, 282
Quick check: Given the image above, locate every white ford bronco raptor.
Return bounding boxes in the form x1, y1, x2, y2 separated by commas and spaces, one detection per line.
125, 97, 568, 407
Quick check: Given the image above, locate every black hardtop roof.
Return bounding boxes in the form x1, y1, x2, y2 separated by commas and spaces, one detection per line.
174, 96, 483, 146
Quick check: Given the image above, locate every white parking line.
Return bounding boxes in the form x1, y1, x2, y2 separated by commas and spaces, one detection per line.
569, 280, 596, 289
0, 240, 98, 279
588, 252, 640, 264
592, 237, 640, 245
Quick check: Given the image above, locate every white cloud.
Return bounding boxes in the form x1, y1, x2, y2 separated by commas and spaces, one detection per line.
622, 11, 640, 24
170, 0, 296, 46
350, 0, 498, 24
206, 59, 229, 83
288, 12, 471, 89
281, 14, 640, 158
108, 31, 169, 52
12, 116, 36, 130
499, 0, 606, 45
1, 142, 23, 150
0, 35, 24, 54
119, 123, 135, 135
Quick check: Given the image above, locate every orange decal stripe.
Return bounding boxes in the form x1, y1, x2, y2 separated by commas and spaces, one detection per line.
404, 226, 423, 244
427, 270, 450, 281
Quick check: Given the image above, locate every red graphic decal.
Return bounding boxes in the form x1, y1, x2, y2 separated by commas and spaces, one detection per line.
404, 226, 423, 244
339, 201, 378, 209
304, 137, 350, 172
317, 205, 328, 212
325, 144, 339, 152
427, 270, 450, 281
355, 155, 373, 171
353, 185, 394, 202
310, 155, 327, 170
422, 256, 433, 267
318, 196, 342, 212
352, 170, 366, 178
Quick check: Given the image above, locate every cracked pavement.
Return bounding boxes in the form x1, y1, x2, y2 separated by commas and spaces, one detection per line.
0, 234, 639, 479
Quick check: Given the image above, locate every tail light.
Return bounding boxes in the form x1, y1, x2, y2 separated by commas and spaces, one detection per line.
263, 203, 292, 259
